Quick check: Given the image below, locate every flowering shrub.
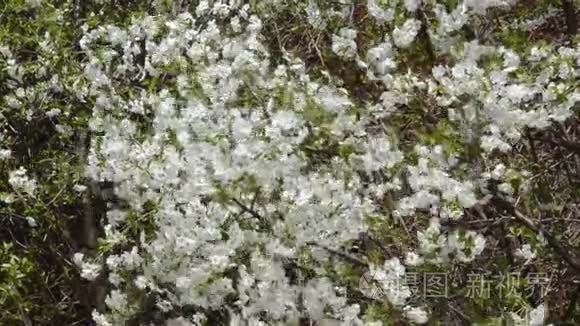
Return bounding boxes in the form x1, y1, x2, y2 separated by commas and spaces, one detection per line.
1, 0, 580, 325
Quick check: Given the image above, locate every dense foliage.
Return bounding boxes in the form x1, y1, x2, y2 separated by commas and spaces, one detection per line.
1, 0, 579, 325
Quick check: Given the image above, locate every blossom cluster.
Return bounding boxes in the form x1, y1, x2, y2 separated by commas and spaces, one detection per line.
41, 0, 580, 325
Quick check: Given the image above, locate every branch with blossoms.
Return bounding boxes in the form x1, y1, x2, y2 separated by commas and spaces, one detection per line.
1, 0, 580, 325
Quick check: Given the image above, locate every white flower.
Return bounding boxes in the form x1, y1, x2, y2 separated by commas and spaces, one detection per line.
46, 108, 62, 117
318, 86, 353, 112
404, 306, 429, 324
447, 231, 486, 262
529, 304, 545, 326
529, 46, 550, 62
73, 252, 102, 281
0, 45, 11, 58
8, 167, 37, 196
25, 216, 37, 227
505, 84, 531, 102
418, 217, 445, 256
55, 124, 70, 135
462, 0, 514, 14
404, 0, 421, 12
332, 28, 357, 58
271, 110, 301, 130
393, 19, 421, 48
515, 244, 537, 263
92, 311, 112, 326
558, 62, 571, 80
72, 253, 84, 267
432, 4, 468, 35
498, 182, 514, 195
367, 0, 395, 23
370, 258, 412, 306
105, 290, 129, 313
367, 41, 397, 76
135, 275, 149, 289
0, 149, 11, 160
481, 134, 512, 153
501, 49, 520, 72
73, 184, 88, 192
0, 193, 15, 204
195, 1, 210, 16
405, 251, 424, 266
306, 0, 326, 29
491, 163, 506, 179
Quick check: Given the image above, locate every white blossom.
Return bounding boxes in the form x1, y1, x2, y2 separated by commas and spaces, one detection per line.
73, 253, 102, 281
8, 167, 37, 196
73, 184, 87, 192
0, 149, 11, 159
404, 0, 420, 12
404, 306, 429, 324
332, 28, 357, 58
393, 19, 421, 48
25, 216, 37, 227
405, 251, 424, 266
515, 244, 537, 263
92, 311, 113, 326
369, 258, 411, 306
306, 0, 326, 29
61, 3, 580, 325
367, 0, 395, 23
529, 304, 545, 326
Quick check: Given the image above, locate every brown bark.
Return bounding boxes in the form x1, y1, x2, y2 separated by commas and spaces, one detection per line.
562, 1, 578, 36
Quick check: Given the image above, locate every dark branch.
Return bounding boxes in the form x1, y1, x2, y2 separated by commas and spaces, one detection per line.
231, 198, 264, 220
562, 1, 578, 36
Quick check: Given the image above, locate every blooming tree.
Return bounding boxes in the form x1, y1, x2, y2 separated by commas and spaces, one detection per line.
1, 0, 579, 325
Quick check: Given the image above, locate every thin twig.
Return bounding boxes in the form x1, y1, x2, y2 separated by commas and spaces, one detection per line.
448, 303, 471, 325
46, 184, 66, 207
306, 241, 367, 267
231, 198, 263, 220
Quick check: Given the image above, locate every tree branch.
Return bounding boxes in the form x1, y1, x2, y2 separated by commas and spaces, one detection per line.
562, 1, 578, 36
306, 242, 367, 267
231, 198, 263, 220
494, 197, 580, 272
